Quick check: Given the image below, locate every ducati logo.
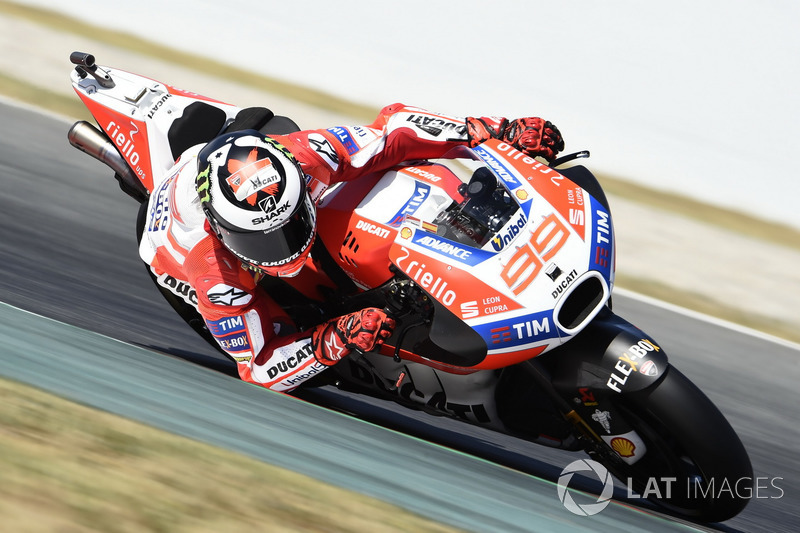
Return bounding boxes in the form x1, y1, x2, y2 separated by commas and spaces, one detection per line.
226, 148, 280, 206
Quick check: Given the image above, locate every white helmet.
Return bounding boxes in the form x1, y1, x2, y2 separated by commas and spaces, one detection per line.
196, 130, 315, 277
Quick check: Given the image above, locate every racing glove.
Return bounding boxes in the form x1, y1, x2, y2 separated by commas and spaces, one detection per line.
310, 308, 396, 366
466, 116, 565, 162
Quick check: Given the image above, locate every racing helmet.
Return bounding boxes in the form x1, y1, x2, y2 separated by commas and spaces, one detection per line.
195, 130, 315, 277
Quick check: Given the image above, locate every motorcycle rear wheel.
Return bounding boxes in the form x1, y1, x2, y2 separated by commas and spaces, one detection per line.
599, 366, 752, 523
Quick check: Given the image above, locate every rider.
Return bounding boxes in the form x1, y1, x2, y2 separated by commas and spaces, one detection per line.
138, 103, 564, 392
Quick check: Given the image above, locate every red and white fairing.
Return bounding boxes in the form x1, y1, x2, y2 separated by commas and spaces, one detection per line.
317, 139, 615, 370
71, 67, 241, 192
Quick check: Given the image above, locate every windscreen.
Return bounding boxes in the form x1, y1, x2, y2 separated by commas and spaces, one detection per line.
426, 146, 521, 249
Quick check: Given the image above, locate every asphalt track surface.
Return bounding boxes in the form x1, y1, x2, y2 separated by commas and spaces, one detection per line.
1, 100, 797, 532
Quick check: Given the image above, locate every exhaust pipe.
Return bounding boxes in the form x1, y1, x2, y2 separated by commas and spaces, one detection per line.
68, 121, 148, 201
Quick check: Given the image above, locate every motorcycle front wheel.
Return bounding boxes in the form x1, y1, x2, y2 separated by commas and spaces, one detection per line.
598, 366, 752, 523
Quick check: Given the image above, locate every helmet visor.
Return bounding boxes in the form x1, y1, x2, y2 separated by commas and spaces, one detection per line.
217, 195, 316, 267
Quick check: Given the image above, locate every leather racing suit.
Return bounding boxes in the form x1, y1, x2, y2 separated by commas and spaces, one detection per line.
138, 104, 530, 392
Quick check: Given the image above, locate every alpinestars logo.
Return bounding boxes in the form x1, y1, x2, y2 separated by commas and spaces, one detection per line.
325, 331, 347, 361
308, 133, 339, 171
207, 284, 252, 307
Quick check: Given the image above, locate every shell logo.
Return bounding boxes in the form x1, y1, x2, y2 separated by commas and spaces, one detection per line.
516, 189, 529, 201
610, 437, 636, 458
400, 227, 413, 239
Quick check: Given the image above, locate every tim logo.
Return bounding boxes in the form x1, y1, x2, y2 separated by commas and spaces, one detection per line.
387, 181, 431, 227
327, 127, 359, 155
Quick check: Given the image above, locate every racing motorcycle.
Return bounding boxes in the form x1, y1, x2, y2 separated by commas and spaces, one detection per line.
66, 51, 752, 522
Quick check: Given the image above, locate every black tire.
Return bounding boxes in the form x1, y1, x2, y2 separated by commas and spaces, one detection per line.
600, 366, 752, 523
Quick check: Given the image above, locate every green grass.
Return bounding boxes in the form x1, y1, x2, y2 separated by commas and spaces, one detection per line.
0, 377, 461, 533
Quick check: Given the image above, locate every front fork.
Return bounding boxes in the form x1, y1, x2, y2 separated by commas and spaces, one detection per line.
528, 307, 670, 464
